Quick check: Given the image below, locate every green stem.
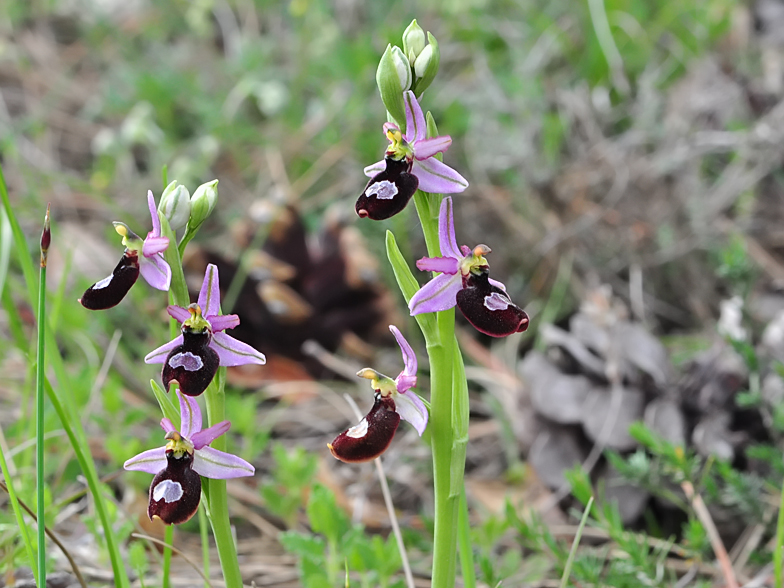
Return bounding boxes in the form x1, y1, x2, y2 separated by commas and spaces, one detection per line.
204, 368, 244, 587
429, 309, 459, 588
36, 205, 49, 585
775, 483, 784, 588
162, 524, 173, 588
411, 189, 469, 588
199, 501, 211, 588
457, 489, 476, 588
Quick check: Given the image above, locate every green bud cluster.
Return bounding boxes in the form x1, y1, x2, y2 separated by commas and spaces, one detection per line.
376, 19, 440, 131
157, 178, 219, 254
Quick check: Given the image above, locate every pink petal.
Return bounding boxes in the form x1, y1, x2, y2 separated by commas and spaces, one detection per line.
395, 390, 428, 436
364, 159, 386, 178
168, 305, 191, 323
139, 253, 171, 291
414, 136, 451, 160
208, 314, 240, 332
409, 272, 462, 315
438, 197, 463, 260
403, 91, 426, 143
123, 447, 166, 475
142, 235, 169, 257
390, 325, 417, 384
160, 418, 176, 434
197, 264, 221, 317
489, 277, 507, 292
178, 391, 202, 439
145, 335, 184, 364
190, 420, 230, 450
192, 446, 255, 479
413, 157, 468, 194
382, 122, 399, 137
415, 256, 458, 274
147, 190, 161, 237
210, 331, 266, 366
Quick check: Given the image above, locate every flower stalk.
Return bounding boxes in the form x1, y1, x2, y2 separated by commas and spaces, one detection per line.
36, 204, 51, 585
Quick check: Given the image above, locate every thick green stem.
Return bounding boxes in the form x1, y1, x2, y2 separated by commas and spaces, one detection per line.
199, 502, 211, 588
458, 489, 477, 588
204, 368, 244, 588
411, 189, 472, 588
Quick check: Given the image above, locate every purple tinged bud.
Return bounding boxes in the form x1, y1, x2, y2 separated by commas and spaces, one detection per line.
40, 203, 51, 267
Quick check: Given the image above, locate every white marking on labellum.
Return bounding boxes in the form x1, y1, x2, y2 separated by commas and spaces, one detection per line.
484, 292, 510, 311
93, 275, 113, 290
153, 479, 184, 503
169, 351, 204, 371
346, 418, 369, 439
365, 180, 398, 200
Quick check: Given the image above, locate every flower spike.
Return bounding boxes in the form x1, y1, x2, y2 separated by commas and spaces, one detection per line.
124, 391, 254, 525
329, 325, 427, 463
80, 190, 171, 310
357, 91, 467, 220
409, 197, 529, 337
145, 264, 266, 396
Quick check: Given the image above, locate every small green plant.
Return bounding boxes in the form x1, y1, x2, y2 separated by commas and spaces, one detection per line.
260, 443, 318, 528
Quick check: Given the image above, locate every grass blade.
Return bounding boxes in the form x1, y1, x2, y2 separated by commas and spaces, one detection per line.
559, 495, 594, 588
37, 204, 51, 585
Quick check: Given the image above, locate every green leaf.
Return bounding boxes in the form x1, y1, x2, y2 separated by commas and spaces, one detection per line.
150, 379, 179, 425
450, 342, 469, 498
385, 230, 436, 337
306, 484, 349, 545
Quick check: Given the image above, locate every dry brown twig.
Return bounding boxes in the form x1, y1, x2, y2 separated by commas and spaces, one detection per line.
682, 480, 740, 588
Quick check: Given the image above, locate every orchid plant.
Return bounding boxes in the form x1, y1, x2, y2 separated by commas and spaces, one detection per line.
124, 389, 254, 525
337, 19, 530, 588
79, 179, 261, 587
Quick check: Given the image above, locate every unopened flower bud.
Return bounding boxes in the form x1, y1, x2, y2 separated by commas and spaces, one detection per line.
189, 179, 218, 230
159, 181, 191, 231
376, 44, 411, 130
402, 19, 426, 63
411, 32, 440, 96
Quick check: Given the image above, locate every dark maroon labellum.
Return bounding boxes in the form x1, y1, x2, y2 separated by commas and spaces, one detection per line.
79, 252, 140, 310
162, 327, 220, 397
148, 451, 201, 525
356, 157, 419, 221
456, 269, 530, 337
328, 395, 400, 463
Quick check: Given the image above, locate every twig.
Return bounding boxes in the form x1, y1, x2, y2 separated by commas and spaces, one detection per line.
130, 532, 214, 587
682, 480, 739, 588
0, 480, 88, 588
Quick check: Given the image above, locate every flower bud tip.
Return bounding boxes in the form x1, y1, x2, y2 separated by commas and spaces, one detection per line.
40, 203, 51, 265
